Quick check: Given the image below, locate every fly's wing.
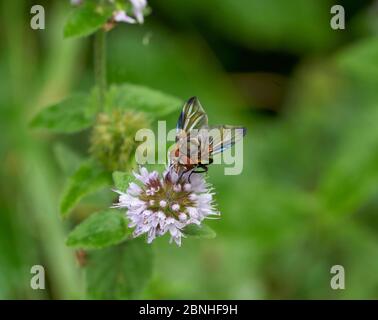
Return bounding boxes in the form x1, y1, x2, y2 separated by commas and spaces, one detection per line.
207, 125, 247, 155
176, 97, 208, 141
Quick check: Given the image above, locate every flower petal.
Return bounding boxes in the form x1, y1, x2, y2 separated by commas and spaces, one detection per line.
113, 10, 136, 24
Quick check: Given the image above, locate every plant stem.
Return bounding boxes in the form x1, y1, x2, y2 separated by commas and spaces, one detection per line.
94, 29, 107, 110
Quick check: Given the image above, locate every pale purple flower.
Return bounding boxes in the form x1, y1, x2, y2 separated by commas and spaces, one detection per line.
130, 0, 147, 24
113, 167, 219, 246
70, 0, 148, 25
113, 10, 137, 24
113, 0, 147, 25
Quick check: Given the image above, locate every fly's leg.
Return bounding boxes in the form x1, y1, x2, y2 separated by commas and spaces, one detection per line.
178, 167, 194, 182
192, 166, 208, 174
189, 164, 209, 182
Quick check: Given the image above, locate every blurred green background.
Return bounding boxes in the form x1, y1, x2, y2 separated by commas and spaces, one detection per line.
1, 0, 378, 299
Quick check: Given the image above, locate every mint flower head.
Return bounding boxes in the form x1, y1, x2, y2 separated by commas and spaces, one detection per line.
114, 0, 148, 24
70, 0, 148, 25
90, 110, 149, 172
130, 0, 147, 23
113, 167, 219, 246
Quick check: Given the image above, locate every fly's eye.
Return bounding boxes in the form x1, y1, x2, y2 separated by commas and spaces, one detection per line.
174, 149, 180, 157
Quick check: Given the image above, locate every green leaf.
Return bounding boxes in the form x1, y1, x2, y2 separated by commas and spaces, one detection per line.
317, 39, 378, 216
64, 2, 113, 39
86, 238, 153, 299
53, 143, 83, 175
183, 223, 216, 239
106, 83, 182, 118
318, 105, 378, 216
336, 37, 378, 81
31, 93, 96, 133
66, 210, 129, 249
60, 161, 111, 218
112, 171, 133, 192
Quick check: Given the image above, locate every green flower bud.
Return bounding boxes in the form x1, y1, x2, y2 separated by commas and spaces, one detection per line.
90, 109, 150, 171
